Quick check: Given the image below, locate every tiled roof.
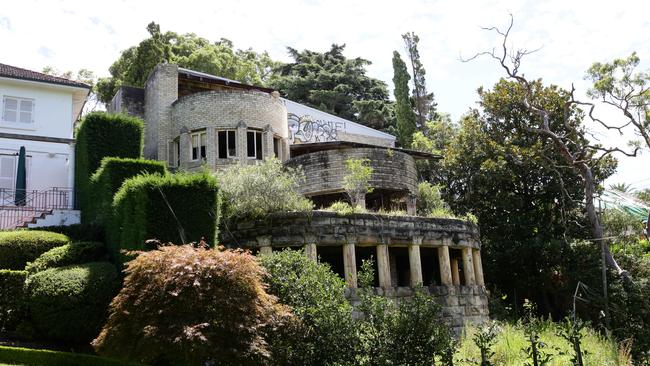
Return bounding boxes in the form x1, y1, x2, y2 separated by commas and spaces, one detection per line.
0, 63, 91, 89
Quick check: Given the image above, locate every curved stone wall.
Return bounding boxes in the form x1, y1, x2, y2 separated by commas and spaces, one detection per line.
285, 148, 418, 197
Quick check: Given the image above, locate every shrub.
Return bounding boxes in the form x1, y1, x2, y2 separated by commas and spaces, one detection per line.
107, 172, 220, 264
25, 262, 120, 343
76, 112, 144, 222
218, 157, 312, 219
31, 223, 105, 242
0, 231, 70, 270
0, 345, 142, 366
87, 157, 167, 225
25, 242, 106, 274
417, 181, 453, 218
325, 200, 366, 216
343, 158, 373, 208
0, 270, 27, 332
260, 249, 358, 365
92, 245, 293, 366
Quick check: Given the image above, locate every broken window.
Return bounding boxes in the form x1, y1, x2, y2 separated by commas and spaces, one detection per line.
218, 130, 236, 158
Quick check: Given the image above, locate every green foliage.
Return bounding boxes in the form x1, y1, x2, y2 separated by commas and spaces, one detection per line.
0, 231, 70, 270
88, 157, 167, 225
25, 262, 120, 343
93, 245, 292, 366
218, 158, 312, 220
260, 249, 358, 365
417, 181, 453, 218
108, 172, 220, 264
0, 345, 143, 366
472, 321, 500, 366
556, 317, 588, 366
97, 22, 279, 104
521, 301, 553, 366
76, 112, 144, 223
392, 50, 417, 147
325, 201, 366, 216
270, 44, 394, 131
402, 32, 437, 128
25, 241, 106, 274
602, 208, 645, 244
0, 270, 27, 332
636, 188, 650, 205
343, 158, 373, 208
411, 113, 457, 181
31, 223, 105, 242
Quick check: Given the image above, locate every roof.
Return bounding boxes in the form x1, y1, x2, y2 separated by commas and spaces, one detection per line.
289, 140, 442, 160
598, 189, 650, 221
0, 63, 91, 89
178, 67, 275, 93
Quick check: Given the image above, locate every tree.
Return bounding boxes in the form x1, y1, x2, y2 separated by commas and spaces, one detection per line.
42, 67, 100, 114
402, 32, 437, 129
410, 112, 457, 181
392, 51, 417, 147
96, 22, 279, 104
270, 44, 394, 130
343, 158, 373, 208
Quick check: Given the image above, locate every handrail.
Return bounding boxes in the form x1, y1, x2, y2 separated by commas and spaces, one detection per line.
0, 187, 75, 230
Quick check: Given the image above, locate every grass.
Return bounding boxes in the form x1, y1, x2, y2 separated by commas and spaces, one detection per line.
455, 321, 632, 365
0, 346, 142, 366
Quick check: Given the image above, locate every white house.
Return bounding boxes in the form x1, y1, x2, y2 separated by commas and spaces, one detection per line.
0, 63, 90, 229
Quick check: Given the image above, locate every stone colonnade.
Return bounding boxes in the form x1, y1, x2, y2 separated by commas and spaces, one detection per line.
257, 235, 485, 289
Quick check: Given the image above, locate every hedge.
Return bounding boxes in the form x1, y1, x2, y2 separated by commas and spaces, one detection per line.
32, 223, 105, 242
0, 231, 70, 270
25, 242, 106, 274
87, 157, 167, 225
76, 112, 144, 223
0, 346, 143, 366
0, 270, 27, 332
107, 172, 220, 265
25, 262, 120, 343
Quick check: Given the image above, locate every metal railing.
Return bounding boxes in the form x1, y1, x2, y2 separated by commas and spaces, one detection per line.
0, 187, 75, 230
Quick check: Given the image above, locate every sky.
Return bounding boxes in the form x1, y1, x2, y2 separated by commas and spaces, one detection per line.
1, 0, 648, 189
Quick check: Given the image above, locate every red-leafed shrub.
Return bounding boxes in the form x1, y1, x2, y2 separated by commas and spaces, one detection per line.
92, 245, 293, 366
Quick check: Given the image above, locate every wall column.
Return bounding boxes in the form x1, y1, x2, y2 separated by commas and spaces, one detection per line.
451, 258, 460, 286
343, 238, 357, 288
437, 245, 453, 286
236, 121, 247, 164
257, 236, 272, 256
263, 124, 274, 160
472, 248, 485, 286
206, 126, 217, 169
462, 247, 476, 286
376, 242, 391, 289
409, 236, 423, 287
406, 194, 417, 216
304, 243, 317, 262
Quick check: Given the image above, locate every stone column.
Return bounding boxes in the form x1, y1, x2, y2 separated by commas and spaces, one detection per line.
304, 243, 317, 262
376, 243, 391, 288
259, 246, 272, 255
462, 247, 476, 286
343, 239, 357, 288
257, 236, 272, 256
236, 121, 247, 164
179, 129, 190, 169
451, 258, 460, 286
409, 237, 423, 287
472, 248, 485, 286
406, 194, 417, 216
437, 245, 453, 286
263, 124, 274, 160
206, 126, 217, 169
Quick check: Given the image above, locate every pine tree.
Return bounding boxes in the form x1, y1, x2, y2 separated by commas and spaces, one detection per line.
392, 51, 417, 147
402, 32, 437, 130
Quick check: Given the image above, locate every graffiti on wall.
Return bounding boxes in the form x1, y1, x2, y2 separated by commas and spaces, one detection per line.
288, 113, 346, 144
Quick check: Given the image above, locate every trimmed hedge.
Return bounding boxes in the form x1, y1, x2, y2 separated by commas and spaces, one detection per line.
0, 346, 142, 366
87, 157, 167, 225
25, 242, 106, 274
107, 172, 220, 264
76, 112, 144, 223
0, 231, 70, 270
33, 223, 104, 242
25, 262, 120, 343
0, 270, 27, 332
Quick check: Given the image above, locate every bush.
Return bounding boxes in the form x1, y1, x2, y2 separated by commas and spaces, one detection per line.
31, 223, 105, 242
25, 242, 106, 274
218, 157, 312, 219
92, 245, 292, 366
417, 181, 454, 218
260, 249, 358, 365
25, 262, 120, 343
107, 172, 220, 264
325, 200, 366, 216
76, 112, 144, 222
87, 157, 167, 225
0, 231, 70, 270
0, 345, 142, 366
0, 270, 27, 332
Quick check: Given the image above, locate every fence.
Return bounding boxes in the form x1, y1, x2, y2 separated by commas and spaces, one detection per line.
0, 187, 75, 230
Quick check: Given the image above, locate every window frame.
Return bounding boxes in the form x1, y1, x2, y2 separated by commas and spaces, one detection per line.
273, 136, 282, 160
246, 129, 263, 160
2, 95, 35, 126
189, 130, 207, 162
217, 129, 237, 159
167, 138, 180, 168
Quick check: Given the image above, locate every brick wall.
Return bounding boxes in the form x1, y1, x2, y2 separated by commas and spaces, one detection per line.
144, 64, 178, 160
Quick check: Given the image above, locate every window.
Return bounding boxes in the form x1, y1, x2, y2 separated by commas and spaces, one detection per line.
2, 96, 34, 124
168, 139, 180, 167
217, 130, 237, 158
0, 155, 16, 191
247, 130, 263, 160
273, 137, 282, 159
190, 131, 207, 161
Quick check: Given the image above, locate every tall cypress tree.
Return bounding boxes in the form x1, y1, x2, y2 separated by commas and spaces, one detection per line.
402, 32, 437, 130
392, 51, 417, 147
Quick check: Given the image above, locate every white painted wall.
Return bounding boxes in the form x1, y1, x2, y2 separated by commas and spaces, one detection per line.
0, 138, 73, 191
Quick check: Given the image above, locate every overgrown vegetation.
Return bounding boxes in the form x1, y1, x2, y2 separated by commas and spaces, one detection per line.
0, 231, 70, 270
343, 158, 373, 208
218, 158, 312, 220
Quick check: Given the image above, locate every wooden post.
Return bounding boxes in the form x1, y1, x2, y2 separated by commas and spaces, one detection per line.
462, 247, 476, 286
451, 258, 460, 286
472, 248, 485, 286
376, 243, 391, 288
343, 241, 357, 288
409, 237, 423, 287
437, 245, 453, 286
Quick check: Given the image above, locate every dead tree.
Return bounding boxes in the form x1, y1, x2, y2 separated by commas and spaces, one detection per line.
461, 15, 639, 278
